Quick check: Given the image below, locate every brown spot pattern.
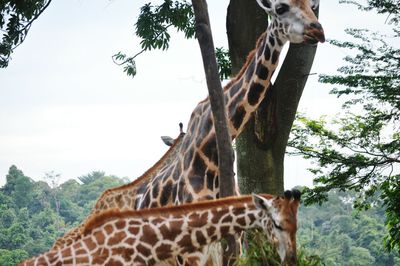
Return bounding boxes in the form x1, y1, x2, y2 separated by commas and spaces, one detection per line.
107, 231, 127, 246
141, 224, 159, 246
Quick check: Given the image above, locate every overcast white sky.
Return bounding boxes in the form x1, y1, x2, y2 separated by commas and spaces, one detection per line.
0, 0, 391, 188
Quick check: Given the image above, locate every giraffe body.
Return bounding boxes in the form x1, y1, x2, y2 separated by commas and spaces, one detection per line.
20, 190, 301, 266
135, 0, 325, 210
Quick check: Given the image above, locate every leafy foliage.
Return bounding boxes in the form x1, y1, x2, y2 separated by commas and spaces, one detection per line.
235, 230, 324, 266
77, 171, 106, 185
297, 189, 400, 265
0, 0, 52, 68
235, 230, 281, 266
215, 47, 232, 80
113, 0, 231, 80
112, 0, 195, 78
288, 0, 400, 252
136, 0, 195, 50
0, 249, 29, 266
340, 0, 400, 24
381, 175, 400, 252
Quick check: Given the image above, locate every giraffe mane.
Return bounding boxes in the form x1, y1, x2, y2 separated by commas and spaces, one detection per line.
95, 132, 185, 199
198, 32, 266, 104
224, 32, 267, 90
83, 194, 273, 235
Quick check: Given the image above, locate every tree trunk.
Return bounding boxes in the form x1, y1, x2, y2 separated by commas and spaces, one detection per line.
192, 0, 235, 198
226, 0, 267, 76
192, 1, 236, 264
227, 1, 320, 195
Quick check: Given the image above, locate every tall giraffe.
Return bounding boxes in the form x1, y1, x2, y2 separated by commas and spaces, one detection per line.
51, 124, 185, 251
20, 190, 301, 266
48, 0, 324, 263
135, 0, 324, 208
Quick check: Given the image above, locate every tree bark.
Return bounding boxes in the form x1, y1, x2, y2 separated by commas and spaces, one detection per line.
191, 1, 236, 264
227, 0, 267, 75
191, 0, 235, 198
227, 1, 320, 195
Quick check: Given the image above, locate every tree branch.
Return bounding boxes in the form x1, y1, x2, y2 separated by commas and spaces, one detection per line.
112, 23, 174, 66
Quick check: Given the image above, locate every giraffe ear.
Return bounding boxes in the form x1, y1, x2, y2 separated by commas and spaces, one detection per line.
161, 136, 174, 146
256, 0, 273, 13
252, 194, 273, 212
310, 0, 320, 10
292, 189, 301, 201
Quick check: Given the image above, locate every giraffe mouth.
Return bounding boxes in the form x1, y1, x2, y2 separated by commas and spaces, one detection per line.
303, 34, 320, 44
303, 23, 325, 44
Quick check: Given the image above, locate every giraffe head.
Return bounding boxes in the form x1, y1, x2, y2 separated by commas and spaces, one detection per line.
256, 0, 325, 44
252, 189, 301, 265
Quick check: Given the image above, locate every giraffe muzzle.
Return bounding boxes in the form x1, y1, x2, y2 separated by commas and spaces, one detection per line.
304, 22, 325, 44
283, 249, 298, 266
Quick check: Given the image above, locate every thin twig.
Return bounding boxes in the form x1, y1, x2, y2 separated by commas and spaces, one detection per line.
112, 23, 173, 66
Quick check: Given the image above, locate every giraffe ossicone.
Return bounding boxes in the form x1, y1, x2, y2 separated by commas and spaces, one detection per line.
20, 190, 301, 266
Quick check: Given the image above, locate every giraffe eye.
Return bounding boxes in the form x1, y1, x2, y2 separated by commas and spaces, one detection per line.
276, 3, 290, 15
273, 220, 283, 230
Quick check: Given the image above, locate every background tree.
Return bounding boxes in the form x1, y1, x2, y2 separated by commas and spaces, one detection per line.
296, 189, 399, 265
0, 249, 29, 266
1, 165, 28, 195
288, 0, 400, 252
0, 165, 127, 265
77, 171, 106, 185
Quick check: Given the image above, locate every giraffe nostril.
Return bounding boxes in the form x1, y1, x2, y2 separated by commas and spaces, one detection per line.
310, 22, 322, 30
304, 22, 325, 43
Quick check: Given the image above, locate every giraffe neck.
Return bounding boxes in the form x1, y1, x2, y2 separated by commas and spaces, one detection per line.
226, 23, 286, 138
85, 194, 267, 235
172, 26, 287, 203
194, 200, 263, 240
94, 132, 185, 211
